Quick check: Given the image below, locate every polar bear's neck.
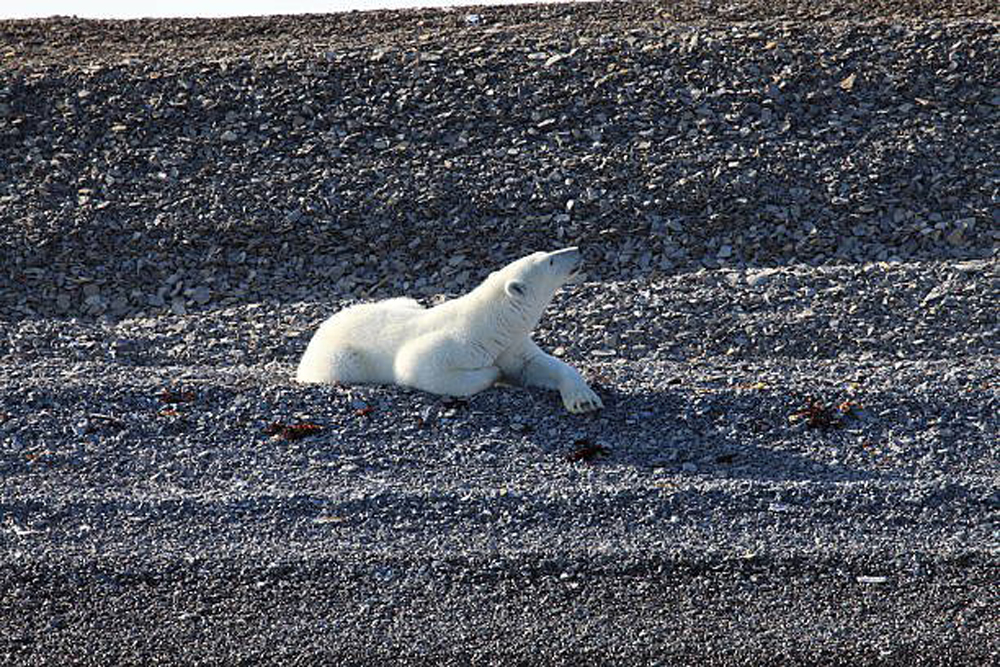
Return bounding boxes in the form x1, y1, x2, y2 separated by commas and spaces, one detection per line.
443, 278, 555, 358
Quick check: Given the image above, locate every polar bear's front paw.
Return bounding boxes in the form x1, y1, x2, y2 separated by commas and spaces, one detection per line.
561, 384, 604, 414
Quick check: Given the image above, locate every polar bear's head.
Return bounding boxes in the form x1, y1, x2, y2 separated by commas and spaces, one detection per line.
497, 247, 584, 302
468, 247, 584, 338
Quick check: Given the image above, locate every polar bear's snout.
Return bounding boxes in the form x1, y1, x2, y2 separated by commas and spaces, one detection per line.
547, 247, 584, 282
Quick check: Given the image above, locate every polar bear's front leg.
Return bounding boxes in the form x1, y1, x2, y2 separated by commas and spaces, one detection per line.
420, 365, 502, 397
394, 334, 501, 398
497, 340, 604, 413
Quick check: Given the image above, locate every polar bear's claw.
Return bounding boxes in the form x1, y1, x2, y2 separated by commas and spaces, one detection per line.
562, 386, 604, 413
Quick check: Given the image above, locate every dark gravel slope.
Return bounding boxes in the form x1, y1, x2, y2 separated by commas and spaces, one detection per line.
1, 1, 998, 665
1, 1, 996, 318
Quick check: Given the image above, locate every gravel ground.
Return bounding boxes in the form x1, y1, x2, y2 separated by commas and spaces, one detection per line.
1, 1, 998, 665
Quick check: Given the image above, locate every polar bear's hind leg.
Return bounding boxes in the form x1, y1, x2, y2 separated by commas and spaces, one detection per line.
325, 347, 375, 384
296, 345, 371, 384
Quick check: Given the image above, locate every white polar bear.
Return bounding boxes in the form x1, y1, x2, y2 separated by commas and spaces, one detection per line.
295, 247, 603, 413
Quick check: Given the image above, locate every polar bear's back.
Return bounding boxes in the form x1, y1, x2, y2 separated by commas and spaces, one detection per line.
295, 297, 425, 384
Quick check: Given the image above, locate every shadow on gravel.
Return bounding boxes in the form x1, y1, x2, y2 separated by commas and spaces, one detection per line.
4, 367, 945, 487
510, 384, 882, 484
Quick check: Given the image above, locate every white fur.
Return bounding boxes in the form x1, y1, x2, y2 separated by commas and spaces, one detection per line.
296, 247, 603, 413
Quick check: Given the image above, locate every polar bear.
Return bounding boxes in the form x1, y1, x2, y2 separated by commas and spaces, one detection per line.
296, 247, 603, 413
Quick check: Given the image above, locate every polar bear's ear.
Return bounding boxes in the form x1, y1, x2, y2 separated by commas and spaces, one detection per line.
505, 280, 527, 299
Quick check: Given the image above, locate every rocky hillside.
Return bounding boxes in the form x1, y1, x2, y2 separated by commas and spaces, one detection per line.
1, 0, 996, 318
